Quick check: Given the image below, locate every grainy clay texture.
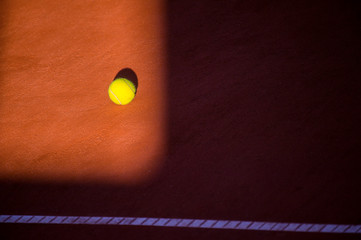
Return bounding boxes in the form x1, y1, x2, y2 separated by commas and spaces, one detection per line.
1, 1, 361, 240
0, 0, 167, 184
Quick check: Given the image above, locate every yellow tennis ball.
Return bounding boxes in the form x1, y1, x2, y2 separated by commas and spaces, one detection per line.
108, 78, 136, 105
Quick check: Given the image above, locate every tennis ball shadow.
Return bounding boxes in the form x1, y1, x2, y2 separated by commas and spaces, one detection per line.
113, 68, 138, 93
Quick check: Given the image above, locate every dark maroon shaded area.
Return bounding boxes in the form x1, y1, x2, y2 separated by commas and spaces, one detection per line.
165, 0, 361, 224
1, 0, 361, 239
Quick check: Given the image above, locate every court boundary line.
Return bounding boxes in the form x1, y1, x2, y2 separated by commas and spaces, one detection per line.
1, 215, 360, 234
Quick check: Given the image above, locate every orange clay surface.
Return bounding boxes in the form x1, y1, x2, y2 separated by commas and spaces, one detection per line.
0, 0, 166, 184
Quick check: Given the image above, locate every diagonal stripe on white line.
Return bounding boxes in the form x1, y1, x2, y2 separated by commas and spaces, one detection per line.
0, 215, 360, 235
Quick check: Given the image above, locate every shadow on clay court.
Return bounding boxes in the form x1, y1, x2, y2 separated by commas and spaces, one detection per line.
1, 1, 361, 240
113, 68, 138, 92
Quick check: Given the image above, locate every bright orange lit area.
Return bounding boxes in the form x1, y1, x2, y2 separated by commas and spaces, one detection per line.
0, 0, 167, 184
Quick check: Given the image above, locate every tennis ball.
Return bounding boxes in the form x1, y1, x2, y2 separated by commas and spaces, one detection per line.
108, 78, 136, 105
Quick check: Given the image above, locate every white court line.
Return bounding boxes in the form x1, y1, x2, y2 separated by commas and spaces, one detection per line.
1, 215, 360, 234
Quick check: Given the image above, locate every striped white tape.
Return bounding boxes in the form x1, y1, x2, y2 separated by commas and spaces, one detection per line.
1, 215, 360, 234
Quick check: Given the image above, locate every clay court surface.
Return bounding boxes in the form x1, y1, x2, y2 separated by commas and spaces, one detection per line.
1, 0, 360, 239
